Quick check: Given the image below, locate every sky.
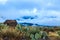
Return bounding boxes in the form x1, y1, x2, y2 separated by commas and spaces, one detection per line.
0, 0, 60, 26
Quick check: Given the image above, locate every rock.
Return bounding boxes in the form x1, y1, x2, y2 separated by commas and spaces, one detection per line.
4, 20, 17, 27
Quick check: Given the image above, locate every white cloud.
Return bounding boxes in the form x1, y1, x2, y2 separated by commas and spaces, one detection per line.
0, 0, 60, 26
19, 8, 38, 16
21, 9, 60, 26
46, 10, 60, 18
33, 8, 37, 13
0, 0, 8, 5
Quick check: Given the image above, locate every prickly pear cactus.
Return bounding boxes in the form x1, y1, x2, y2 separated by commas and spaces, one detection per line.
30, 34, 34, 39
35, 33, 41, 40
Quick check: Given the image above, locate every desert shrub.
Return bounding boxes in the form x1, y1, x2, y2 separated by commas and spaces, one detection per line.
57, 31, 60, 36
0, 23, 9, 30
35, 33, 41, 40
15, 24, 22, 30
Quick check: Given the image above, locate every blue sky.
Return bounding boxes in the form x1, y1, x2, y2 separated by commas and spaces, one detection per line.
0, 0, 60, 26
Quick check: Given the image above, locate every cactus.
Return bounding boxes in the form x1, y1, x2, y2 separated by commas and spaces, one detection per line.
31, 38, 35, 40
35, 33, 41, 40
30, 34, 34, 38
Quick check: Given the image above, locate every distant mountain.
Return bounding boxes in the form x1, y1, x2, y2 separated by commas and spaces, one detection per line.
19, 22, 44, 26
19, 22, 55, 27
20, 22, 33, 26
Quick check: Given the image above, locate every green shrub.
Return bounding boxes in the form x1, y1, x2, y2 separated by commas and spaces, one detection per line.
57, 31, 60, 36
35, 33, 41, 40
16, 24, 22, 31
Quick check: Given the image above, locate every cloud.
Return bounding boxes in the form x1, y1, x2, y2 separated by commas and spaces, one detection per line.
0, 8, 37, 19
0, 0, 8, 5
0, 0, 60, 25
19, 8, 38, 16
17, 9, 60, 26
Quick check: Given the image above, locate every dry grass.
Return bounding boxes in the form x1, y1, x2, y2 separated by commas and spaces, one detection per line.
0, 27, 27, 40
0, 24, 60, 40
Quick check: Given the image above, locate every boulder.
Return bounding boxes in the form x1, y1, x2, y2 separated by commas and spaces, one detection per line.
4, 20, 17, 27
